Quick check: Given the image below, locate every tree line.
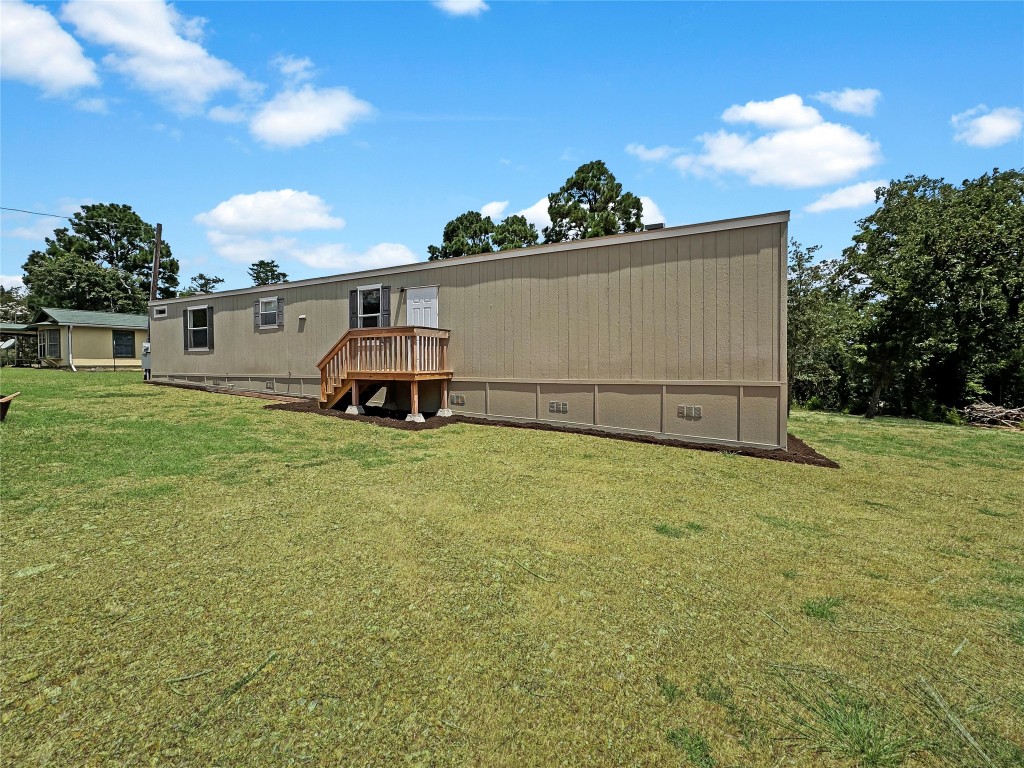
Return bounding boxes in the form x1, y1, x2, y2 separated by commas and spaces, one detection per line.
788, 168, 1023, 418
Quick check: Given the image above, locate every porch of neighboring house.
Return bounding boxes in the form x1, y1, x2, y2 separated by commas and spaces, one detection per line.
317, 326, 452, 422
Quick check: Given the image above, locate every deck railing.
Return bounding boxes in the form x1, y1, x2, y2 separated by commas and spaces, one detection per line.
317, 326, 451, 402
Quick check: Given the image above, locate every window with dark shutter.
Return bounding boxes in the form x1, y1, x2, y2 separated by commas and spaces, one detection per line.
258, 297, 278, 328
356, 284, 382, 328
380, 286, 391, 328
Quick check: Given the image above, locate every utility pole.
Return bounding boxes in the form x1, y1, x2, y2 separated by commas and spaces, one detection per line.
144, 223, 161, 381
149, 222, 162, 302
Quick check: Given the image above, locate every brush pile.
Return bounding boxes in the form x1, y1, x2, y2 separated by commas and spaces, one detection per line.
960, 402, 1024, 428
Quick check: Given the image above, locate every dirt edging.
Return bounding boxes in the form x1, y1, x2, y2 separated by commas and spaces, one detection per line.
265, 398, 839, 468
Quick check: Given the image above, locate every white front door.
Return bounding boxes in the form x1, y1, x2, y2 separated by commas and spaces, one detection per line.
407, 286, 438, 328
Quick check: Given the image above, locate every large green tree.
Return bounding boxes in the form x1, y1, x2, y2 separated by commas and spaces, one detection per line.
543, 160, 643, 243
22, 204, 178, 313
493, 214, 538, 251
786, 240, 863, 411
841, 169, 1024, 417
427, 210, 538, 261
248, 259, 289, 286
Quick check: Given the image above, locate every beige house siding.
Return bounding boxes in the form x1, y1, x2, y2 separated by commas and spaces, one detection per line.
150, 213, 789, 448
38, 326, 147, 368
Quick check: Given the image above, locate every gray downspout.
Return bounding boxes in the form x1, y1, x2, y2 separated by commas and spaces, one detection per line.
68, 325, 77, 372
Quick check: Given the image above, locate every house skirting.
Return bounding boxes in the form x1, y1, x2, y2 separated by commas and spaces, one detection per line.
150, 373, 787, 450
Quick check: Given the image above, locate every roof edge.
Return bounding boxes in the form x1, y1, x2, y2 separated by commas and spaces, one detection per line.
151, 209, 790, 306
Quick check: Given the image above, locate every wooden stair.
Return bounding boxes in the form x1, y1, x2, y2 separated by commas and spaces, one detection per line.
317, 326, 453, 414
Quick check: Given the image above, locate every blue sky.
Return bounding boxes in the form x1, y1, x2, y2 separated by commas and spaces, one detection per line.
2, 1, 1022, 292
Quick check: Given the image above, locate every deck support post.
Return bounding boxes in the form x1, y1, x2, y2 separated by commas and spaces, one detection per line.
406, 379, 424, 422
437, 379, 452, 417
345, 379, 365, 415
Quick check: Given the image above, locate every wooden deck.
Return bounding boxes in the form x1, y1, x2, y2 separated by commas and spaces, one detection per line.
317, 327, 452, 414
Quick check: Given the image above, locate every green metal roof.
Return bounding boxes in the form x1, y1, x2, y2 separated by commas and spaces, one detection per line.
0, 322, 33, 333
34, 308, 148, 329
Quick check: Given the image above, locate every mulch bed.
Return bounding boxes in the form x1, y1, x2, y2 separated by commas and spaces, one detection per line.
265, 398, 839, 468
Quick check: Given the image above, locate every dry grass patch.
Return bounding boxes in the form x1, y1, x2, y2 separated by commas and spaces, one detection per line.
1, 371, 1022, 766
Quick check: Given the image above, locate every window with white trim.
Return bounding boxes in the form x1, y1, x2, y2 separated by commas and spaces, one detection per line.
38, 328, 60, 359
358, 285, 381, 328
187, 306, 209, 349
259, 297, 278, 328
152, 306, 167, 318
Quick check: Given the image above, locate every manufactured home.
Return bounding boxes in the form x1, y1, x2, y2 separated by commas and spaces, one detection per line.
149, 211, 789, 449
31, 308, 148, 370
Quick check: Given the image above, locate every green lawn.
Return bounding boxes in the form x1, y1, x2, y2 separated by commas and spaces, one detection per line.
2, 370, 1022, 767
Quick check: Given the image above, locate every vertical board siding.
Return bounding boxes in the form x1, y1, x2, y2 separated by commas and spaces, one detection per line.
742, 228, 759, 381
152, 222, 784, 389
715, 231, 731, 380
689, 234, 703, 381
729, 228, 744, 381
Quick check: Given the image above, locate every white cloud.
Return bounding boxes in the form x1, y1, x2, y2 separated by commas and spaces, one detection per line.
203, 230, 416, 273
433, 0, 489, 17
1, 275, 26, 290
195, 190, 345, 234
805, 179, 887, 213
626, 143, 680, 162
722, 94, 822, 130
813, 88, 882, 117
951, 105, 1024, 148
480, 201, 509, 219
272, 54, 315, 84
673, 119, 882, 188
516, 197, 551, 234
639, 196, 665, 226
204, 231, 297, 264
194, 190, 407, 274
62, 0, 252, 112
249, 85, 374, 148
0, 0, 98, 95
292, 243, 416, 272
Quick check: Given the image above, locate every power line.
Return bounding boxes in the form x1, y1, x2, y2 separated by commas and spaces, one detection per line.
0, 206, 161, 235
0, 206, 70, 219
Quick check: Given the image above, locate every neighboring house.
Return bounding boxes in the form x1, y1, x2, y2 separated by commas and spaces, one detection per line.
31, 308, 148, 370
150, 211, 789, 449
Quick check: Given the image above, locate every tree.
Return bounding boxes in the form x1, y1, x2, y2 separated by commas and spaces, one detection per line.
248, 259, 289, 286
493, 214, 538, 251
786, 240, 863, 411
0, 285, 30, 323
841, 169, 1024, 417
181, 274, 225, 296
428, 210, 540, 261
428, 211, 497, 261
543, 160, 644, 243
22, 203, 178, 313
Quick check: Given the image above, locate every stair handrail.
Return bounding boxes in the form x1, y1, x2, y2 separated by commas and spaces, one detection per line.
316, 326, 450, 370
